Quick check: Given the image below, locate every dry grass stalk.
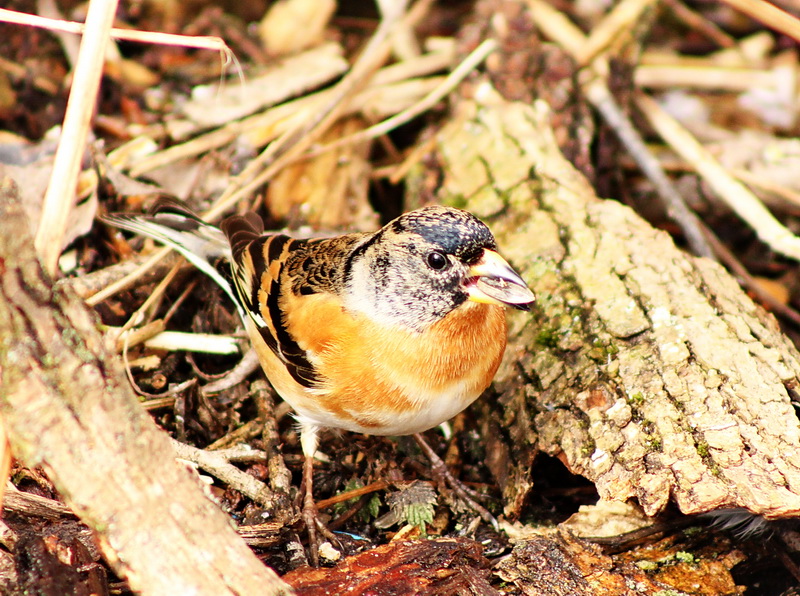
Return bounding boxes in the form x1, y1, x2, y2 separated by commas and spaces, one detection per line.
525, 0, 714, 257
125, 46, 455, 178
720, 0, 800, 43
575, 0, 659, 65
112, 328, 242, 355
202, 0, 425, 222
34, 0, 119, 275
0, 7, 230, 53
636, 93, 800, 261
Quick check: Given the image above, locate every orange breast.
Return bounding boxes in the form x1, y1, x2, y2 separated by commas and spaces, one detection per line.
265, 294, 507, 435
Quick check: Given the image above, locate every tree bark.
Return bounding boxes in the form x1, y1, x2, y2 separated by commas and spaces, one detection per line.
0, 178, 292, 595
434, 98, 800, 519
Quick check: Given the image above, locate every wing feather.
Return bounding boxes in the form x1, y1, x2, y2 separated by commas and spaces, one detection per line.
222, 215, 322, 388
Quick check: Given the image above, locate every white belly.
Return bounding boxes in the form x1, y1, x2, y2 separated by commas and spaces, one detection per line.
297, 378, 484, 436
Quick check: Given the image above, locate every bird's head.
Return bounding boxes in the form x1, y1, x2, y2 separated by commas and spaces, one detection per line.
343, 206, 534, 331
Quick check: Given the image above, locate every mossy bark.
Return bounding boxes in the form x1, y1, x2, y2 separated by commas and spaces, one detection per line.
433, 99, 800, 519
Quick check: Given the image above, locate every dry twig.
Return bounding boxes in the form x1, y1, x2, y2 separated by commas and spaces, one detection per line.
525, 0, 715, 258
637, 92, 800, 261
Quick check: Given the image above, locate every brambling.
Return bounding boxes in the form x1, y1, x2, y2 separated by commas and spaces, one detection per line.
102, 198, 534, 564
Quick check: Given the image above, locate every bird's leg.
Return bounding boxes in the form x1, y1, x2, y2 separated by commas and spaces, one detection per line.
299, 423, 338, 566
412, 432, 498, 530
301, 450, 320, 566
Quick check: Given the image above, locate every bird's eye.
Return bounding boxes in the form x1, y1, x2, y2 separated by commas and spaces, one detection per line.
426, 251, 449, 270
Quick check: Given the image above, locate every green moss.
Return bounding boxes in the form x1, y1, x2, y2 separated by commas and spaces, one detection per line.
692, 437, 721, 475
682, 525, 703, 538
588, 337, 620, 363
404, 500, 435, 535
645, 435, 662, 451
627, 392, 645, 407
674, 551, 696, 565
636, 560, 659, 571
332, 479, 382, 524
535, 327, 560, 349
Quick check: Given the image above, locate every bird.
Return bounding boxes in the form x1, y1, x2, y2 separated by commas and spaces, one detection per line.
102, 198, 535, 565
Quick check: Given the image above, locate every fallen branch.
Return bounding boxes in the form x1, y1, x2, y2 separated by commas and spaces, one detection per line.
0, 178, 291, 595
435, 98, 800, 519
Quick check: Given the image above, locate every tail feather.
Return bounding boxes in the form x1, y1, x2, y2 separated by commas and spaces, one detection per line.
221, 212, 264, 263
101, 202, 245, 321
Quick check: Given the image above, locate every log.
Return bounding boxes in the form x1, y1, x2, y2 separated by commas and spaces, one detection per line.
434, 97, 800, 519
0, 178, 292, 595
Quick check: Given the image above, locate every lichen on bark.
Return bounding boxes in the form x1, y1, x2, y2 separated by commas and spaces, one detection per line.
432, 97, 800, 519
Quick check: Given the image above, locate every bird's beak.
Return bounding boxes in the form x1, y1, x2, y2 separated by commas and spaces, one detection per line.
465, 250, 535, 311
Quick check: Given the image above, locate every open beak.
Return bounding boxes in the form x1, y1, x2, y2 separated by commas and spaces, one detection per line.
465, 250, 535, 311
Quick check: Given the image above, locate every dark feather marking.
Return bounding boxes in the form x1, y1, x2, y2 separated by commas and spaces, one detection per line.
140, 197, 208, 233
394, 207, 496, 263
267, 235, 294, 265
220, 213, 319, 387
221, 213, 264, 262
248, 237, 270, 310
257, 321, 279, 353
343, 231, 382, 285
149, 196, 201, 219
263, 277, 320, 388
263, 277, 299, 359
